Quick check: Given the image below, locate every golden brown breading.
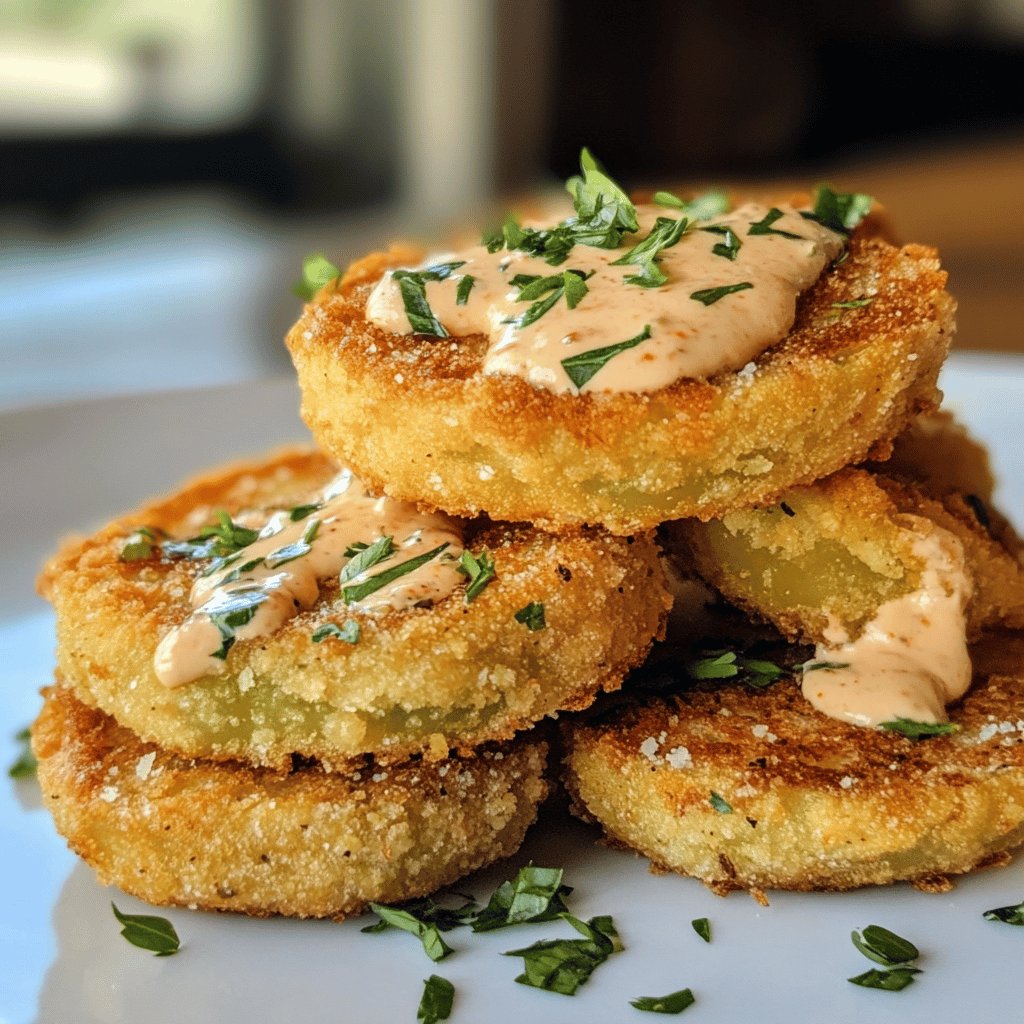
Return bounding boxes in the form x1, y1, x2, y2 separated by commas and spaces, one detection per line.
34, 685, 549, 919
562, 631, 1024, 893
287, 233, 953, 534
40, 448, 670, 770
670, 467, 1024, 644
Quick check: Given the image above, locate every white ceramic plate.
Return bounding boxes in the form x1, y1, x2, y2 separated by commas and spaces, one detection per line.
4, 356, 1024, 1024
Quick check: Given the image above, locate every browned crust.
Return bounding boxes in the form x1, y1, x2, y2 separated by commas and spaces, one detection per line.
287, 232, 953, 533
41, 448, 671, 770
562, 630, 1024, 892
34, 684, 549, 919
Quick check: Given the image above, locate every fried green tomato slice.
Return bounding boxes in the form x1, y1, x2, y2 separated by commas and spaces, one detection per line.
34, 685, 548, 919
40, 449, 670, 770
562, 631, 1024, 893
669, 466, 1024, 645
286, 233, 952, 534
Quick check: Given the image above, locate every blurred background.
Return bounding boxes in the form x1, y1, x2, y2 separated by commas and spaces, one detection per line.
2, 0, 1022, 411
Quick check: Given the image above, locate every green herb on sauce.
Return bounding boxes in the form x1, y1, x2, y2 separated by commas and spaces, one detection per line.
689, 282, 753, 306
614, 216, 689, 288
514, 601, 547, 631
342, 543, 450, 604
392, 262, 466, 337
653, 190, 730, 221
264, 518, 321, 569
112, 903, 181, 956
207, 587, 268, 659
630, 988, 696, 1014
312, 620, 361, 644
701, 224, 742, 261
119, 526, 161, 562
340, 535, 395, 583
506, 270, 590, 327
288, 503, 322, 522
561, 324, 651, 390
456, 275, 476, 306
565, 147, 639, 246
747, 207, 804, 240
801, 660, 851, 673
293, 252, 340, 300
457, 549, 497, 603
198, 511, 261, 557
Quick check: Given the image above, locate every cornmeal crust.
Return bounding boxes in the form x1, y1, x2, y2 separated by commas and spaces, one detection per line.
34, 685, 548, 919
39, 448, 670, 770
287, 233, 953, 533
562, 631, 1024, 893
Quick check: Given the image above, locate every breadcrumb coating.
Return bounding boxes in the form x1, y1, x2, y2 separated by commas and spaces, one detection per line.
40, 448, 670, 769
287, 233, 953, 533
562, 630, 1024, 893
34, 685, 548, 919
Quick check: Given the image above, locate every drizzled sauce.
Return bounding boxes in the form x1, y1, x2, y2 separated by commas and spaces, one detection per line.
154, 469, 464, 688
803, 525, 973, 728
365, 203, 843, 394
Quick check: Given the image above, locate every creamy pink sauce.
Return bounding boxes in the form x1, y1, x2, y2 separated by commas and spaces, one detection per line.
802, 525, 973, 728
365, 202, 843, 394
153, 469, 464, 688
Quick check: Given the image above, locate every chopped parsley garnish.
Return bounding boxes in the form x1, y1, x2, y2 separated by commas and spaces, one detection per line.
457, 549, 497, 603
848, 925, 921, 990
364, 902, 455, 962
613, 216, 688, 287
342, 542, 450, 604
472, 865, 572, 932
418, 975, 455, 1024
8, 726, 37, 779
565, 147, 639, 245
879, 718, 960, 739
653, 189, 730, 221
340, 535, 395, 583
802, 660, 850, 673
293, 252, 340, 300
832, 297, 874, 309
506, 269, 590, 327
983, 900, 1024, 925
803, 185, 873, 234
689, 282, 753, 306
852, 925, 919, 966
504, 914, 622, 996
392, 262, 465, 337
691, 918, 711, 943
709, 791, 733, 814
111, 903, 181, 956
848, 967, 921, 991
687, 649, 784, 688
197, 511, 260, 557
206, 587, 268, 659
120, 526, 160, 562
363, 894, 478, 936
514, 601, 547, 631
700, 224, 742, 262
312, 620, 360, 644
264, 518, 320, 569
215, 556, 265, 585
561, 324, 651, 390
456, 274, 475, 305
288, 502, 322, 522
630, 988, 696, 1014
747, 208, 804, 240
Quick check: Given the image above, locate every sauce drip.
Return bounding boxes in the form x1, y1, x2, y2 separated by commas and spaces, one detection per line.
154, 469, 464, 688
803, 525, 973, 728
366, 202, 843, 394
